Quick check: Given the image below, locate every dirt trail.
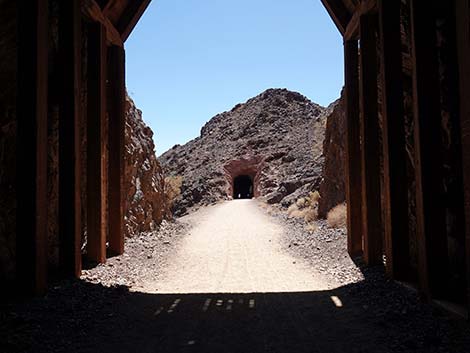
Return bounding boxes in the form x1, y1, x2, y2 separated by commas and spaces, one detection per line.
138, 200, 330, 293
4, 201, 470, 353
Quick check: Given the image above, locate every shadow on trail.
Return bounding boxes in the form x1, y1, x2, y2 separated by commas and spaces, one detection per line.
2, 267, 470, 353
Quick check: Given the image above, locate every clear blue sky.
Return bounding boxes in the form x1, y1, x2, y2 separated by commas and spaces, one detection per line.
125, 0, 344, 155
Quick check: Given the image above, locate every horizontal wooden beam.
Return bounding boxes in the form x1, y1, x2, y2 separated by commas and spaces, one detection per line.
82, 0, 123, 47
321, 0, 352, 35
116, 0, 152, 42
344, 0, 378, 40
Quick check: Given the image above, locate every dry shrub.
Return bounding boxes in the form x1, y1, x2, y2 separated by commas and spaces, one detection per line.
327, 203, 347, 228
164, 175, 183, 211
287, 203, 299, 217
290, 209, 306, 219
303, 208, 317, 223
306, 223, 318, 233
296, 197, 308, 209
309, 190, 320, 203
287, 191, 321, 232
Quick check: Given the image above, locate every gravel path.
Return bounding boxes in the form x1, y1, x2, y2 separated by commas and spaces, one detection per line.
141, 199, 330, 293
2, 200, 470, 353
80, 219, 188, 288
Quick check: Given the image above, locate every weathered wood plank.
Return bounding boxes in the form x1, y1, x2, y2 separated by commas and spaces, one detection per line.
377, 0, 410, 279
344, 0, 378, 40
16, 0, 49, 295
455, 0, 470, 316
58, 0, 82, 279
86, 23, 108, 264
344, 39, 363, 257
410, 0, 448, 299
116, 0, 151, 41
82, 0, 123, 47
321, 0, 352, 35
359, 14, 383, 266
107, 45, 126, 256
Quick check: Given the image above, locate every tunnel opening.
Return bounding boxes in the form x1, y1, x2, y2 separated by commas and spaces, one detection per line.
233, 175, 253, 199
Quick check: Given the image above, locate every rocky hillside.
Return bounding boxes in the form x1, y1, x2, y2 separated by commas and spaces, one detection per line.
159, 88, 335, 216
318, 91, 346, 218
124, 96, 168, 236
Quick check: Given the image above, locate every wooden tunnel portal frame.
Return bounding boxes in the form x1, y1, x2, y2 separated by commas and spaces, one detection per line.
16, 0, 149, 294
16, 0, 470, 317
324, 0, 470, 312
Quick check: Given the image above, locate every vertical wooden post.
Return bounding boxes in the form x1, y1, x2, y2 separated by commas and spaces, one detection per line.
410, 0, 448, 299
86, 23, 108, 263
359, 14, 383, 266
16, 0, 49, 295
455, 0, 470, 315
344, 39, 363, 257
108, 46, 126, 256
377, 0, 410, 279
58, 0, 82, 278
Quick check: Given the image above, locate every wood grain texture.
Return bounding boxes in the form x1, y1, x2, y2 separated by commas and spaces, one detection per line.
321, 0, 352, 34
344, 40, 363, 257
107, 46, 126, 256
377, 0, 410, 280
359, 14, 383, 266
117, 0, 151, 41
86, 22, 108, 264
82, 0, 123, 47
344, 0, 378, 40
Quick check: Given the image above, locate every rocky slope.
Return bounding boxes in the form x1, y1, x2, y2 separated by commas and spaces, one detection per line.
124, 96, 168, 236
318, 92, 346, 218
159, 88, 335, 216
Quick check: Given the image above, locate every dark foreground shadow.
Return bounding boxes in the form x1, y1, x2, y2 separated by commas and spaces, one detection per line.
1, 269, 470, 353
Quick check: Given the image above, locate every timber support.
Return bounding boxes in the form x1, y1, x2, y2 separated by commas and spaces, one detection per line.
16, 0, 49, 295
86, 23, 108, 264
455, 0, 470, 315
359, 14, 383, 266
58, 0, 83, 278
107, 45, 126, 256
410, 0, 448, 299
344, 39, 363, 257
377, 0, 410, 279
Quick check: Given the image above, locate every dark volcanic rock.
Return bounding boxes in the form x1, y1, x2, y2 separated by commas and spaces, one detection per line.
318, 92, 346, 218
159, 88, 333, 216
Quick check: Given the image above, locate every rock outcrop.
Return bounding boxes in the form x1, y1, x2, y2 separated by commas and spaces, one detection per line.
159, 88, 332, 216
318, 93, 346, 218
124, 96, 168, 236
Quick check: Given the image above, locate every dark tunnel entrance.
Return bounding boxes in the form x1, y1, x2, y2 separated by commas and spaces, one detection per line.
233, 175, 253, 199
